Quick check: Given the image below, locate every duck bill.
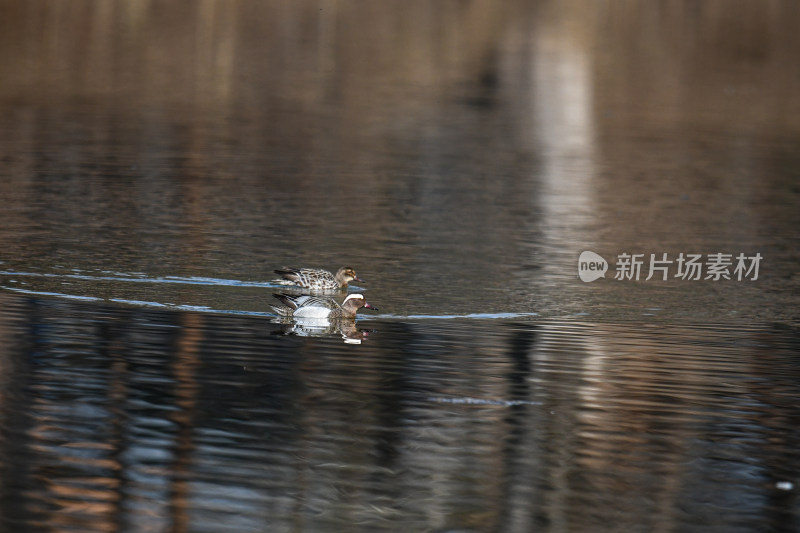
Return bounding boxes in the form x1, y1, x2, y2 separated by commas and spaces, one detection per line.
353, 276, 365, 283
363, 302, 379, 311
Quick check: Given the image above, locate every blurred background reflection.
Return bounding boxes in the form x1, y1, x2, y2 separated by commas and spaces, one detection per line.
0, 1, 799, 531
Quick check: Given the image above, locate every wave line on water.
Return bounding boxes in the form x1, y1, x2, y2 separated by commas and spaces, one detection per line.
427, 396, 543, 407
0, 270, 278, 288
373, 312, 538, 320
1, 286, 103, 301
1, 284, 537, 322
109, 298, 273, 317
1, 286, 274, 317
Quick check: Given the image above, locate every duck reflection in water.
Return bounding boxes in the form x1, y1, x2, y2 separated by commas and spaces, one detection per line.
270, 293, 378, 343
272, 317, 373, 344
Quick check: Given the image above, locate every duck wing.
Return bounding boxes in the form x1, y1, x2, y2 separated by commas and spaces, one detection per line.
274, 267, 336, 289
272, 293, 339, 315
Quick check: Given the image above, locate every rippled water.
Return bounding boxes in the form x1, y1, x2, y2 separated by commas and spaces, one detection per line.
1, 1, 799, 532
0, 294, 798, 532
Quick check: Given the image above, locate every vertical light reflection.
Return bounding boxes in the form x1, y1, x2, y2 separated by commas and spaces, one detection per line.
531, 6, 597, 273
169, 312, 204, 533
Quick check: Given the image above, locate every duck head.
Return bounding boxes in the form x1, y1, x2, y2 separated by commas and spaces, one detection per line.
336, 266, 364, 287
340, 293, 378, 318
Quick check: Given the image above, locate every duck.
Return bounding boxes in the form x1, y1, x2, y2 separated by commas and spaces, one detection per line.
273, 318, 372, 344
273, 266, 363, 291
271, 293, 378, 319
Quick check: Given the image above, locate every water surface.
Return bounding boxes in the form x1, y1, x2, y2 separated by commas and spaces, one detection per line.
0, 294, 798, 532
0, 1, 799, 532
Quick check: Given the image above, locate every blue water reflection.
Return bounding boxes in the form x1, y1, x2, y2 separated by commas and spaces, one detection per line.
0, 294, 797, 532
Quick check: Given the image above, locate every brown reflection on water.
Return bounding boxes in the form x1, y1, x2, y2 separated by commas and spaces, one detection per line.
171, 312, 204, 533
551, 323, 800, 531
0, 294, 797, 531
0, 1, 799, 319
1, 2, 799, 531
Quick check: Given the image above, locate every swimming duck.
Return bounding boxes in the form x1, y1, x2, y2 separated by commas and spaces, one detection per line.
273, 266, 363, 290
271, 293, 378, 319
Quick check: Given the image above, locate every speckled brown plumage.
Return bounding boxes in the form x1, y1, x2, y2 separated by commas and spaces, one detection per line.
273, 266, 363, 290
